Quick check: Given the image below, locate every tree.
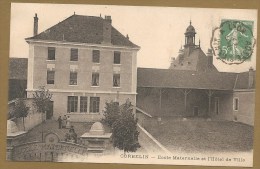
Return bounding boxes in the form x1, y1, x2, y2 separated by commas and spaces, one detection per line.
33, 86, 52, 141
102, 101, 120, 127
112, 101, 141, 152
33, 86, 53, 114
13, 99, 29, 131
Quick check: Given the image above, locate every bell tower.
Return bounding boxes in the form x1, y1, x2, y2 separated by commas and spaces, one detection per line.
184, 21, 196, 47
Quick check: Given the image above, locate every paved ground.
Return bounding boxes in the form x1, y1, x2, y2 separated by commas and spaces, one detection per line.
142, 117, 254, 153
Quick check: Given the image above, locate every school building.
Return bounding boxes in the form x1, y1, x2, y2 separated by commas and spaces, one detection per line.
9, 15, 256, 126
24, 14, 140, 122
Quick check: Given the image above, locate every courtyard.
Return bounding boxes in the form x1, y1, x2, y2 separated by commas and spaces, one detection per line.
22, 117, 254, 154
141, 117, 254, 153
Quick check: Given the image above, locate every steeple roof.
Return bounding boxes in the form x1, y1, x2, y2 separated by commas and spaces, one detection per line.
185, 21, 196, 34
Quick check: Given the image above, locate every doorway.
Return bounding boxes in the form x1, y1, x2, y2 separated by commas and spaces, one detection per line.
193, 106, 199, 116
46, 101, 53, 120
214, 97, 219, 115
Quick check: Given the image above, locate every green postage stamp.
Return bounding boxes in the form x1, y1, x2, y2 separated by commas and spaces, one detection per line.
211, 19, 255, 64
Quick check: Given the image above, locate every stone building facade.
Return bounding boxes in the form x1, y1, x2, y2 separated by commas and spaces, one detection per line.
25, 14, 140, 122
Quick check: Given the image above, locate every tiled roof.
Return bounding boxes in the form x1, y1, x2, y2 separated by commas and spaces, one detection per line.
234, 71, 256, 89
137, 68, 240, 90
9, 58, 28, 80
26, 15, 139, 48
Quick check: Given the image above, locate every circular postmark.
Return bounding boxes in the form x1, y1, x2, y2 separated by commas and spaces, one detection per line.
210, 19, 256, 65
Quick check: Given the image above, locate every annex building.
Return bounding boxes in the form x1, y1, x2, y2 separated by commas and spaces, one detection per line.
9, 15, 256, 126
137, 22, 255, 126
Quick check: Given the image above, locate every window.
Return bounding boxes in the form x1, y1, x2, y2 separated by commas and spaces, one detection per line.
113, 74, 120, 87
70, 48, 78, 61
90, 97, 100, 113
48, 47, 55, 60
114, 51, 121, 64
92, 50, 100, 63
68, 96, 78, 113
70, 71, 77, 85
92, 73, 99, 86
80, 97, 88, 113
47, 70, 55, 84
233, 98, 239, 111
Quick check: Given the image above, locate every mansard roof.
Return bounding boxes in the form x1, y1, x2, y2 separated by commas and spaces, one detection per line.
234, 70, 256, 89
26, 14, 139, 48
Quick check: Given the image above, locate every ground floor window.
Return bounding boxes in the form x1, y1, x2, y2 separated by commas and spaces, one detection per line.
233, 97, 239, 111
90, 97, 100, 113
68, 96, 78, 113
67, 96, 100, 113
80, 96, 88, 113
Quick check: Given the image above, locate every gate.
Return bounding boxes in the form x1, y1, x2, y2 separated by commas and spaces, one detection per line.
12, 133, 88, 162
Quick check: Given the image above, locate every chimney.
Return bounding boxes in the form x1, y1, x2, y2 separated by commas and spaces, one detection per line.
248, 67, 254, 88
102, 15, 112, 44
207, 48, 213, 69
33, 13, 38, 36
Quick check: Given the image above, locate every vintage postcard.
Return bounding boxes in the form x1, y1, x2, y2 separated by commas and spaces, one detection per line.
7, 3, 257, 167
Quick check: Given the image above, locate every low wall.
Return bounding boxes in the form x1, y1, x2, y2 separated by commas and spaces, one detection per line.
15, 112, 46, 131
136, 107, 152, 127
9, 98, 45, 131
136, 107, 171, 154
137, 124, 170, 154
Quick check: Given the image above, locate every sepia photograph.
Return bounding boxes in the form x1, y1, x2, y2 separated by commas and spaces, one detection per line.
6, 3, 257, 167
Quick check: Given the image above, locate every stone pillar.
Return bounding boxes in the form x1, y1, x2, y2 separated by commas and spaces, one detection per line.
6, 120, 27, 161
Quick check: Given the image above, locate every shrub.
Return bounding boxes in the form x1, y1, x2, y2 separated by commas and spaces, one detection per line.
112, 101, 141, 152
102, 101, 120, 127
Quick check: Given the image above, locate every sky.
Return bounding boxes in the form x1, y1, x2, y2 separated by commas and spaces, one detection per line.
10, 3, 257, 72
